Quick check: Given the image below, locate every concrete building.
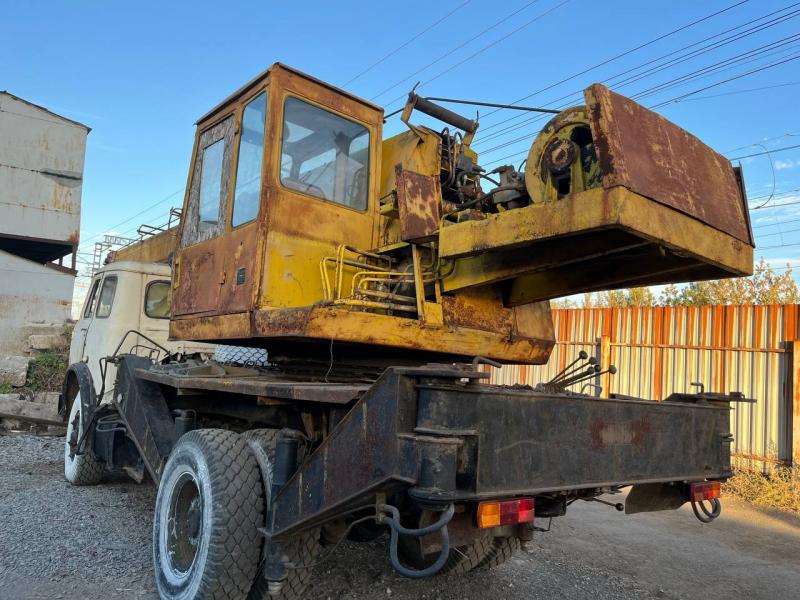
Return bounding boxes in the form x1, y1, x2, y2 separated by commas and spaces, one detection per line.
0, 91, 89, 357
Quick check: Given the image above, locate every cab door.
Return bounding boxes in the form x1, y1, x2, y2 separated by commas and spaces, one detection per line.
172, 115, 235, 317
78, 271, 121, 394
220, 89, 268, 314
70, 274, 101, 365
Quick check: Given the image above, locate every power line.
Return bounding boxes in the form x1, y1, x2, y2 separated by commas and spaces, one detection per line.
477, 42, 800, 158
478, 31, 800, 152
369, 0, 546, 102
341, 0, 471, 87
662, 80, 800, 103
649, 50, 800, 108
729, 143, 800, 161
753, 216, 800, 231
77, 187, 184, 250
751, 199, 800, 211
723, 132, 800, 155
475, 0, 752, 122
635, 34, 800, 102
757, 240, 800, 250
755, 226, 800, 239
382, 0, 571, 109
473, 2, 799, 147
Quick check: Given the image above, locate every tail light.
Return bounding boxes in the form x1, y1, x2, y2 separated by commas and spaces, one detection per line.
477, 498, 534, 529
686, 481, 721, 502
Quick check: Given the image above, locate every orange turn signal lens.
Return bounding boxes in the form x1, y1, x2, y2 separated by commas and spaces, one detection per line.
686, 481, 721, 502
477, 498, 535, 529
477, 502, 501, 528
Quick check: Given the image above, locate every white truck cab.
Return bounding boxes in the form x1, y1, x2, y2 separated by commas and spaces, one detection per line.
70, 260, 210, 398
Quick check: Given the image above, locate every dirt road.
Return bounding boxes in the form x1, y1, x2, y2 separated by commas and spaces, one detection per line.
1, 434, 798, 600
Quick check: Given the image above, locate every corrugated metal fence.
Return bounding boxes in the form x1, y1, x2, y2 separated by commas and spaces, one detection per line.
492, 305, 800, 471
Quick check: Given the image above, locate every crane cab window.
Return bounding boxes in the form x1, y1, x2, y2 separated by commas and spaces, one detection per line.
280, 97, 369, 210
232, 92, 268, 227
199, 139, 225, 229
181, 116, 234, 247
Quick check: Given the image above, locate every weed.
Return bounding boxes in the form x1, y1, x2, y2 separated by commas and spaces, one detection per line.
724, 466, 800, 513
26, 352, 68, 392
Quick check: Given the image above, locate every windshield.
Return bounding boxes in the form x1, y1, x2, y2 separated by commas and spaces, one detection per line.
280, 97, 369, 210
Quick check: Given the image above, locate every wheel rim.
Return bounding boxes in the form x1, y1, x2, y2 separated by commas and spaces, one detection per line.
64, 392, 81, 464
163, 471, 204, 578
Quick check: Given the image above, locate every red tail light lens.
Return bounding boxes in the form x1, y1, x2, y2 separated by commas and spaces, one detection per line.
686, 481, 721, 502
477, 498, 535, 529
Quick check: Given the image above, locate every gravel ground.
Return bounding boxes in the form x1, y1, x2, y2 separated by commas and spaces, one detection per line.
2, 433, 799, 600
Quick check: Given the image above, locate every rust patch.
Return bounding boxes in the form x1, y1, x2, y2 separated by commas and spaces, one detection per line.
441, 288, 514, 334
585, 84, 752, 246
591, 416, 652, 451
172, 244, 221, 316
395, 166, 441, 242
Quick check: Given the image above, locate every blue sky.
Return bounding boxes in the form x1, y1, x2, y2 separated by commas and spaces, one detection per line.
2, 0, 799, 296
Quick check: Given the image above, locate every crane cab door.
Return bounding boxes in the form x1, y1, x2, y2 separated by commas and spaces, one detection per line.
258, 67, 383, 308
172, 115, 235, 317
172, 84, 270, 320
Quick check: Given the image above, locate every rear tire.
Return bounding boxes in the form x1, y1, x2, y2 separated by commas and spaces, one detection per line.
152, 429, 263, 600
475, 536, 521, 570
63, 392, 103, 486
244, 429, 322, 600
398, 527, 493, 576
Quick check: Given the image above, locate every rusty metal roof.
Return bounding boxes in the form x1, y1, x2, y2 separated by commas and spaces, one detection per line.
195, 63, 384, 125
0, 90, 91, 132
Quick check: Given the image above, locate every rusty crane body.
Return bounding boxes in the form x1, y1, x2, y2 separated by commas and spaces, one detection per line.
62, 64, 753, 600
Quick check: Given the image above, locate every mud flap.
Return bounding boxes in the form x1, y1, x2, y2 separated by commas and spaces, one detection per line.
625, 482, 686, 515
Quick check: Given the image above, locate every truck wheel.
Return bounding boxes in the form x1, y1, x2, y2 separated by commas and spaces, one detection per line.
63, 391, 103, 486
243, 429, 322, 600
153, 429, 263, 600
398, 529, 493, 575
475, 536, 521, 570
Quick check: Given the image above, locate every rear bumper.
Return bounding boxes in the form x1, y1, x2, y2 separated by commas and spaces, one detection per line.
270, 367, 732, 538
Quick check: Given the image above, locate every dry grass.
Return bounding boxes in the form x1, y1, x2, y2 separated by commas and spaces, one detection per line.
724, 466, 800, 513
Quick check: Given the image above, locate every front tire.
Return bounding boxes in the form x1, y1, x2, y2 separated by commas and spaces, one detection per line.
152, 429, 263, 600
63, 391, 103, 486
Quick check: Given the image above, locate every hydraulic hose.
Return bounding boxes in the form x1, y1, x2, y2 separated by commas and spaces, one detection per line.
378, 503, 455, 578
691, 498, 721, 523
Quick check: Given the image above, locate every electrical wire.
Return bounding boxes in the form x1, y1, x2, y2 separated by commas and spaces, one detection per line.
477, 33, 800, 152
381, 0, 571, 109
369, 0, 545, 102
649, 51, 800, 109
729, 143, 800, 161
475, 0, 752, 123
747, 144, 777, 209
476, 43, 800, 158
77, 187, 185, 250
473, 2, 800, 146
341, 0, 472, 87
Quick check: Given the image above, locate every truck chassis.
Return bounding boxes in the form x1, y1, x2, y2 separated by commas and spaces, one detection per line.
61, 347, 741, 598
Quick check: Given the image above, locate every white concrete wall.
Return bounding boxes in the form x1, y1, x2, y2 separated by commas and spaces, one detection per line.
0, 93, 87, 244
0, 250, 73, 354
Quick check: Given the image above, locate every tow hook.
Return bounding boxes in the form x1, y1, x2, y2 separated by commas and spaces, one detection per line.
377, 503, 455, 578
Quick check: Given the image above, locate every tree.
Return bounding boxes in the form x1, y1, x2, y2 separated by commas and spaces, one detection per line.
659, 259, 799, 306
